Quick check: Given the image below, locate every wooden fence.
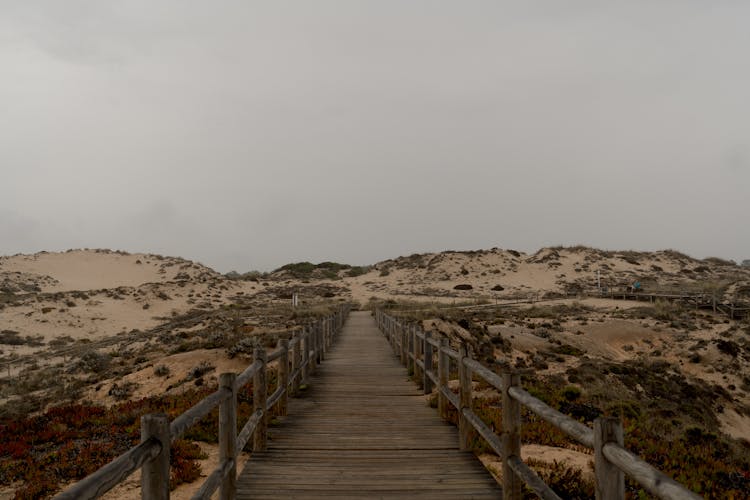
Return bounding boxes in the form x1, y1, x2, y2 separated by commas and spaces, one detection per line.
384, 286, 749, 321
375, 310, 702, 500
53, 305, 350, 500
598, 287, 750, 319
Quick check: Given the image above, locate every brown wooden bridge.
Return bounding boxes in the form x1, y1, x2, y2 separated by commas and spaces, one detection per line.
236, 311, 499, 498
56, 306, 702, 500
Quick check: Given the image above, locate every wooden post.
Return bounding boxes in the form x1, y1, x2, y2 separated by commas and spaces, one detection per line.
414, 326, 419, 374
318, 322, 324, 361
140, 413, 170, 500
309, 325, 317, 373
317, 323, 324, 363
458, 344, 472, 451
219, 373, 237, 500
292, 330, 301, 395
594, 417, 625, 500
302, 326, 311, 381
327, 317, 332, 348
279, 338, 289, 416
253, 345, 268, 451
394, 319, 399, 355
423, 330, 433, 394
393, 327, 406, 366
400, 324, 407, 366
438, 337, 448, 419
408, 325, 415, 375
502, 372, 521, 500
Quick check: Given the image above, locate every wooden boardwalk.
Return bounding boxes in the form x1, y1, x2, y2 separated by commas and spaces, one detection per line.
236, 311, 501, 499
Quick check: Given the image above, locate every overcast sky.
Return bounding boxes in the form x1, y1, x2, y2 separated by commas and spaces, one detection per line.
1, 1, 749, 272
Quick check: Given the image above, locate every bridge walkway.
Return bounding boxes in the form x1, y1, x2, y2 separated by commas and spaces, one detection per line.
236, 311, 501, 499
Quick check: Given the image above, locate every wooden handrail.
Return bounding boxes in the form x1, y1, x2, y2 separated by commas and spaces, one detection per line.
508, 386, 594, 448
190, 457, 234, 500
265, 386, 284, 410
53, 438, 162, 500
234, 359, 263, 392
170, 389, 230, 442
506, 456, 561, 500
54, 304, 351, 500
376, 310, 702, 500
602, 442, 701, 500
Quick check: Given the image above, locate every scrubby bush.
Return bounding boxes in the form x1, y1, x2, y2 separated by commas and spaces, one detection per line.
108, 381, 138, 400
227, 338, 255, 358
72, 351, 111, 374
523, 459, 595, 499
154, 365, 170, 377
187, 361, 214, 380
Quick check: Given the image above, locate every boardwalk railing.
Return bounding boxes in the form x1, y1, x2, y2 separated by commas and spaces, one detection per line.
54, 304, 350, 500
383, 286, 749, 320
375, 310, 702, 500
596, 286, 750, 319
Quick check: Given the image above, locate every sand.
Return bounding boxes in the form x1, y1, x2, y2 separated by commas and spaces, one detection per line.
2, 246, 749, 498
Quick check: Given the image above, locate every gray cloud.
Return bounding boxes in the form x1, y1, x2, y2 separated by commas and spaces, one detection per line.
1, 1, 749, 271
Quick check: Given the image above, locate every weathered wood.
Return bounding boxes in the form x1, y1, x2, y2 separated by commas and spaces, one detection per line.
56, 307, 352, 500
170, 389, 230, 441
253, 345, 268, 452
462, 408, 502, 455
267, 348, 283, 363
425, 368, 438, 387
414, 325, 423, 385
279, 338, 289, 415
318, 322, 324, 362
401, 324, 407, 366
266, 385, 284, 410
438, 338, 449, 419
602, 443, 702, 500
191, 458, 235, 500
52, 439, 161, 500
292, 331, 301, 395
506, 455, 562, 500
464, 357, 503, 392
328, 317, 333, 348
237, 409, 263, 452
424, 335, 440, 349
238, 311, 500, 499
309, 324, 318, 373
441, 344, 459, 361
219, 373, 237, 500
235, 359, 262, 391
423, 330, 433, 394
595, 417, 624, 500
440, 387, 461, 411
508, 386, 595, 448
458, 344, 472, 451
410, 325, 417, 380
141, 413, 170, 500
302, 326, 311, 380
502, 372, 522, 500
318, 321, 326, 363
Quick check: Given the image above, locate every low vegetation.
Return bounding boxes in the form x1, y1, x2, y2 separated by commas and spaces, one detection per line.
0, 375, 282, 499
400, 299, 750, 498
